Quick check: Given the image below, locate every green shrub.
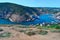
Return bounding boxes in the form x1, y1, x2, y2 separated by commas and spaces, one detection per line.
0, 32, 11, 38
0, 28, 3, 32
38, 30, 48, 35
19, 30, 26, 32
55, 26, 60, 29
25, 31, 36, 36
50, 29, 60, 33
37, 24, 60, 29
47, 24, 60, 29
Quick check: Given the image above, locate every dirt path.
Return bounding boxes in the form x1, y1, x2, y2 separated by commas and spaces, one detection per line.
0, 27, 60, 40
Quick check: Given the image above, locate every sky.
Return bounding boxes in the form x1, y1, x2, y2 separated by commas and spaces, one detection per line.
0, 0, 60, 7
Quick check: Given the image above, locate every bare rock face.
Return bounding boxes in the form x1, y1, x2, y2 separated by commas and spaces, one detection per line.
55, 12, 60, 20
9, 14, 26, 22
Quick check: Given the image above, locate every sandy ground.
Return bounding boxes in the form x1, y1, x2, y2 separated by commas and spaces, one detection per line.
0, 26, 60, 40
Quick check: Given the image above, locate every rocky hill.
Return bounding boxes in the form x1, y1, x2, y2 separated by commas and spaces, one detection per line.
0, 2, 60, 25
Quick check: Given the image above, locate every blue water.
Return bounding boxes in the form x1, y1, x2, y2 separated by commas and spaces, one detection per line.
0, 14, 59, 25
0, 19, 16, 24
20, 14, 59, 25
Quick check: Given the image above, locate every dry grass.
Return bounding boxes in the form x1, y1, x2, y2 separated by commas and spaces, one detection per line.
0, 25, 60, 40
